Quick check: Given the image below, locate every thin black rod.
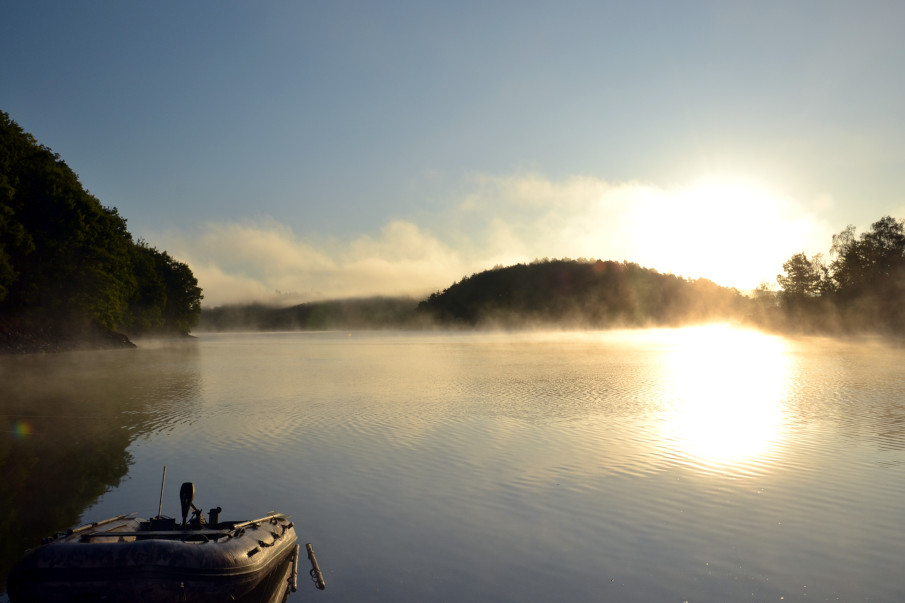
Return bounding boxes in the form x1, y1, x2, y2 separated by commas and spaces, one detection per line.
157, 466, 167, 518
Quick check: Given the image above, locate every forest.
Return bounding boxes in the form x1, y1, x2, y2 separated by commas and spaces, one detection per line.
198, 297, 421, 331
0, 111, 202, 352
199, 260, 751, 332
770, 215, 905, 335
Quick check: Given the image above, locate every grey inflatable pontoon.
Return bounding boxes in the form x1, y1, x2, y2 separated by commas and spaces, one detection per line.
7, 481, 326, 602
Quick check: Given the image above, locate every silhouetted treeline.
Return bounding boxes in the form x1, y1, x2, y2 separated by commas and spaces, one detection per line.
0, 111, 203, 352
198, 297, 421, 331
202, 261, 750, 332
417, 259, 748, 328
775, 216, 905, 334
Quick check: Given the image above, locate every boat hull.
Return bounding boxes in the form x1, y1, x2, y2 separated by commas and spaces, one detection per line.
7, 514, 298, 602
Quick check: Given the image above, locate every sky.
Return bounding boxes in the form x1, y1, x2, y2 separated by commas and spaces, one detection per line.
3, 1, 904, 306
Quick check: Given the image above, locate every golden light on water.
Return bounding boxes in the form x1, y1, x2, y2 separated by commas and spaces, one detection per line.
661, 325, 792, 473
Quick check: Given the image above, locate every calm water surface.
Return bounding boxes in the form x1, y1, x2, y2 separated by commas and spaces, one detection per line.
2, 327, 905, 601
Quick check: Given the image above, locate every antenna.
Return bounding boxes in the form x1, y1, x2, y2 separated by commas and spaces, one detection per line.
156, 466, 167, 519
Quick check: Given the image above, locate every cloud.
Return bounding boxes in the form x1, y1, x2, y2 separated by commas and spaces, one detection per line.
153, 174, 832, 307
155, 219, 475, 306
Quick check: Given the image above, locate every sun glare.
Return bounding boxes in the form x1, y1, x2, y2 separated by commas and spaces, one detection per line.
632, 178, 807, 292
660, 325, 791, 474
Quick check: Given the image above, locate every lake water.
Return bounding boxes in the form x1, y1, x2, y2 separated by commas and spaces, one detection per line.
2, 327, 905, 601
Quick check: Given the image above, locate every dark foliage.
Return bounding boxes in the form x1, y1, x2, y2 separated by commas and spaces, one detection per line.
417, 259, 748, 328
0, 111, 202, 351
776, 216, 905, 334
199, 297, 421, 331
204, 262, 750, 332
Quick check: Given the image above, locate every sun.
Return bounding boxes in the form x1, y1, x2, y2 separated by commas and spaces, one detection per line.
630, 178, 811, 292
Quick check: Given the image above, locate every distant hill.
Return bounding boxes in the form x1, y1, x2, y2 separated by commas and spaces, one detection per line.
198, 296, 422, 331
201, 260, 752, 331
417, 259, 750, 328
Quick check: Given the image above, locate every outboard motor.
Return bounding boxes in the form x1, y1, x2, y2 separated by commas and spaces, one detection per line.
180, 482, 195, 528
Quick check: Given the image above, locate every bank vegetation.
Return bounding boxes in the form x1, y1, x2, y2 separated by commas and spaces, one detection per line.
0, 111, 202, 352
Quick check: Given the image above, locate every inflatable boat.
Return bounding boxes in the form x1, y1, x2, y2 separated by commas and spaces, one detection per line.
7, 480, 326, 602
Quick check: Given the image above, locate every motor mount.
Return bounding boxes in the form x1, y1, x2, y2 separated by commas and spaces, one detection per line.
180, 482, 195, 528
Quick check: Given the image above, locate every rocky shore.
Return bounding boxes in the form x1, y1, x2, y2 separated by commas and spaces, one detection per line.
0, 317, 136, 354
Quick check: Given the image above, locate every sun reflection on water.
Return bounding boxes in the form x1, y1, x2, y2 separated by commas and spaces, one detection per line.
661, 325, 792, 474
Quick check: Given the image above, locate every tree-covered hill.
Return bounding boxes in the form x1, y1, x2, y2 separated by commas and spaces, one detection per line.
0, 111, 202, 352
200, 261, 750, 332
417, 259, 749, 328
198, 296, 420, 331
201, 261, 750, 332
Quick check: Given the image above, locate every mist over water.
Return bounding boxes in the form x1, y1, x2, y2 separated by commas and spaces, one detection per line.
2, 328, 905, 601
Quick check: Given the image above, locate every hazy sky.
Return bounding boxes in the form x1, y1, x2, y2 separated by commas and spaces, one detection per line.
3, 1, 904, 306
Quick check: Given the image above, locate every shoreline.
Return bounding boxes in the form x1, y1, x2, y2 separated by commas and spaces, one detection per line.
0, 316, 138, 354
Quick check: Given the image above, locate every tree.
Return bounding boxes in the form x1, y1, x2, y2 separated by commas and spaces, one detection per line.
777, 252, 823, 298
122, 244, 202, 335
0, 114, 134, 328
830, 216, 905, 296
0, 113, 36, 303
826, 216, 905, 330
0, 110, 204, 346
0, 201, 33, 303
768, 216, 905, 334
157, 251, 203, 333
124, 241, 168, 333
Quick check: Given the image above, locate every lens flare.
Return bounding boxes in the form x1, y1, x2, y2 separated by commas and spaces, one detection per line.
13, 420, 33, 439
